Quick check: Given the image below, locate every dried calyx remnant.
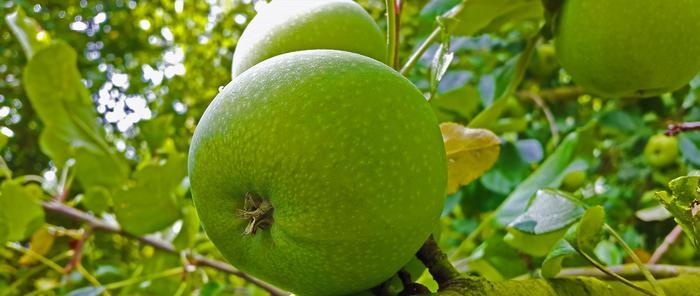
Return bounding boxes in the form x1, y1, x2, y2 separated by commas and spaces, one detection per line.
236, 192, 274, 235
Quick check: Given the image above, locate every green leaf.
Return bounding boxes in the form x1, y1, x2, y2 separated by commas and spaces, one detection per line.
655, 175, 700, 246
505, 227, 569, 257
541, 239, 576, 278
494, 121, 596, 226
568, 206, 605, 253
468, 37, 536, 129
505, 189, 584, 256
114, 154, 186, 235
5, 7, 51, 59
445, 0, 544, 37
64, 286, 105, 296
594, 240, 623, 266
23, 41, 129, 191
508, 189, 585, 235
82, 186, 111, 214
173, 202, 201, 250
430, 85, 480, 123
0, 180, 45, 242
140, 115, 175, 151
430, 32, 454, 98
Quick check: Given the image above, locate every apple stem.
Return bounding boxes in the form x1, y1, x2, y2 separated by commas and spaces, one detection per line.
236, 192, 274, 235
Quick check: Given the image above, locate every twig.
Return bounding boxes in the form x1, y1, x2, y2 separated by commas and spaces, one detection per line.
385, 0, 399, 69
666, 121, 700, 136
399, 27, 440, 76
416, 235, 461, 290
64, 228, 92, 273
516, 86, 585, 102
648, 225, 684, 264
605, 225, 666, 296
578, 250, 657, 296
40, 201, 289, 296
520, 91, 560, 145
5, 242, 65, 273
557, 264, 700, 280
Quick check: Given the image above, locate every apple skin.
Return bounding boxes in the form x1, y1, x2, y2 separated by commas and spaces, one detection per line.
643, 134, 679, 168
231, 0, 386, 78
554, 0, 700, 98
189, 50, 447, 295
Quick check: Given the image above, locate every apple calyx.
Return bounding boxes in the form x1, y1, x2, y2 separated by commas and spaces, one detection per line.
236, 192, 274, 235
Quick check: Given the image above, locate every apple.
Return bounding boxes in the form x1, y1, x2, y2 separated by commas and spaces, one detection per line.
527, 43, 559, 81
643, 134, 679, 168
554, 0, 700, 98
189, 50, 447, 295
561, 170, 586, 191
231, 0, 386, 78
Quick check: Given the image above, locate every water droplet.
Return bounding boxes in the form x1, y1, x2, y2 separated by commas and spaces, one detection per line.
218, 86, 225, 92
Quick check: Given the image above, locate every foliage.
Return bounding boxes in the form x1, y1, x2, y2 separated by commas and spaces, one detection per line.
0, 0, 699, 295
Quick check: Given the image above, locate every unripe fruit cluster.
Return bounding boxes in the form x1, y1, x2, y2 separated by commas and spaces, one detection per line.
188, 1, 447, 295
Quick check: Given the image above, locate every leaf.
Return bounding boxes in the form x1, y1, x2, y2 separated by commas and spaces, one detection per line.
679, 133, 700, 166
5, 7, 51, 58
655, 175, 700, 246
430, 33, 454, 98
466, 235, 529, 279
430, 85, 480, 123
65, 286, 105, 296
567, 206, 605, 254
594, 240, 623, 266
82, 186, 111, 214
505, 189, 584, 256
441, 122, 501, 194
19, 226, 54, 265
494, 121, 596, 226
468, 38, 536, 129
508, 189, 585, 235
173, 202, 201, 250
444, 0, 544, 37
22, 40, 130, 196
0, 180, 45, 242
541, 239, 576, 278
114, 154, 186, 235
505, 227, 569, 257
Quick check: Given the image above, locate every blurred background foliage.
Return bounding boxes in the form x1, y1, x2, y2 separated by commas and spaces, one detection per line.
0, 0, 699, 295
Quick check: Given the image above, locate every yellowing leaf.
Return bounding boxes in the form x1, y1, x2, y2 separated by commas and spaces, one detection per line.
440, 122, 500, 194
19, 227, 54, 265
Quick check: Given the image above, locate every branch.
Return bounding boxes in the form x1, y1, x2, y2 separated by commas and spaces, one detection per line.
516, 86, 586, 102
416, 235, 461, 289
434, 273, 700, 295
40, 201, 289, 296
648, 225, 684, 264
666, 121, 700, 136
557, 264, 700, 280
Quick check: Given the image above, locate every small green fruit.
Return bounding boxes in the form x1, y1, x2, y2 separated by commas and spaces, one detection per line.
527, 43, 559, 81
231, 0, 386, 77
554, 0, 700, 98
189, 50, 447, 295
561, 170, 586, 191
643, 134, 679, 168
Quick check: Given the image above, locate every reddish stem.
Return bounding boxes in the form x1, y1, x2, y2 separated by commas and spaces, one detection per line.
64, 228, 92, 273
665, 121, 700, 136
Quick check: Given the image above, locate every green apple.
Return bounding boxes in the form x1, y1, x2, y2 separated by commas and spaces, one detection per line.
231, 0, 386, 77
561, 170, 586, 191
554, 0, 700, 98
644, 134, 679, 168
527, 43, 559, 81
189, 50, 447, 295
